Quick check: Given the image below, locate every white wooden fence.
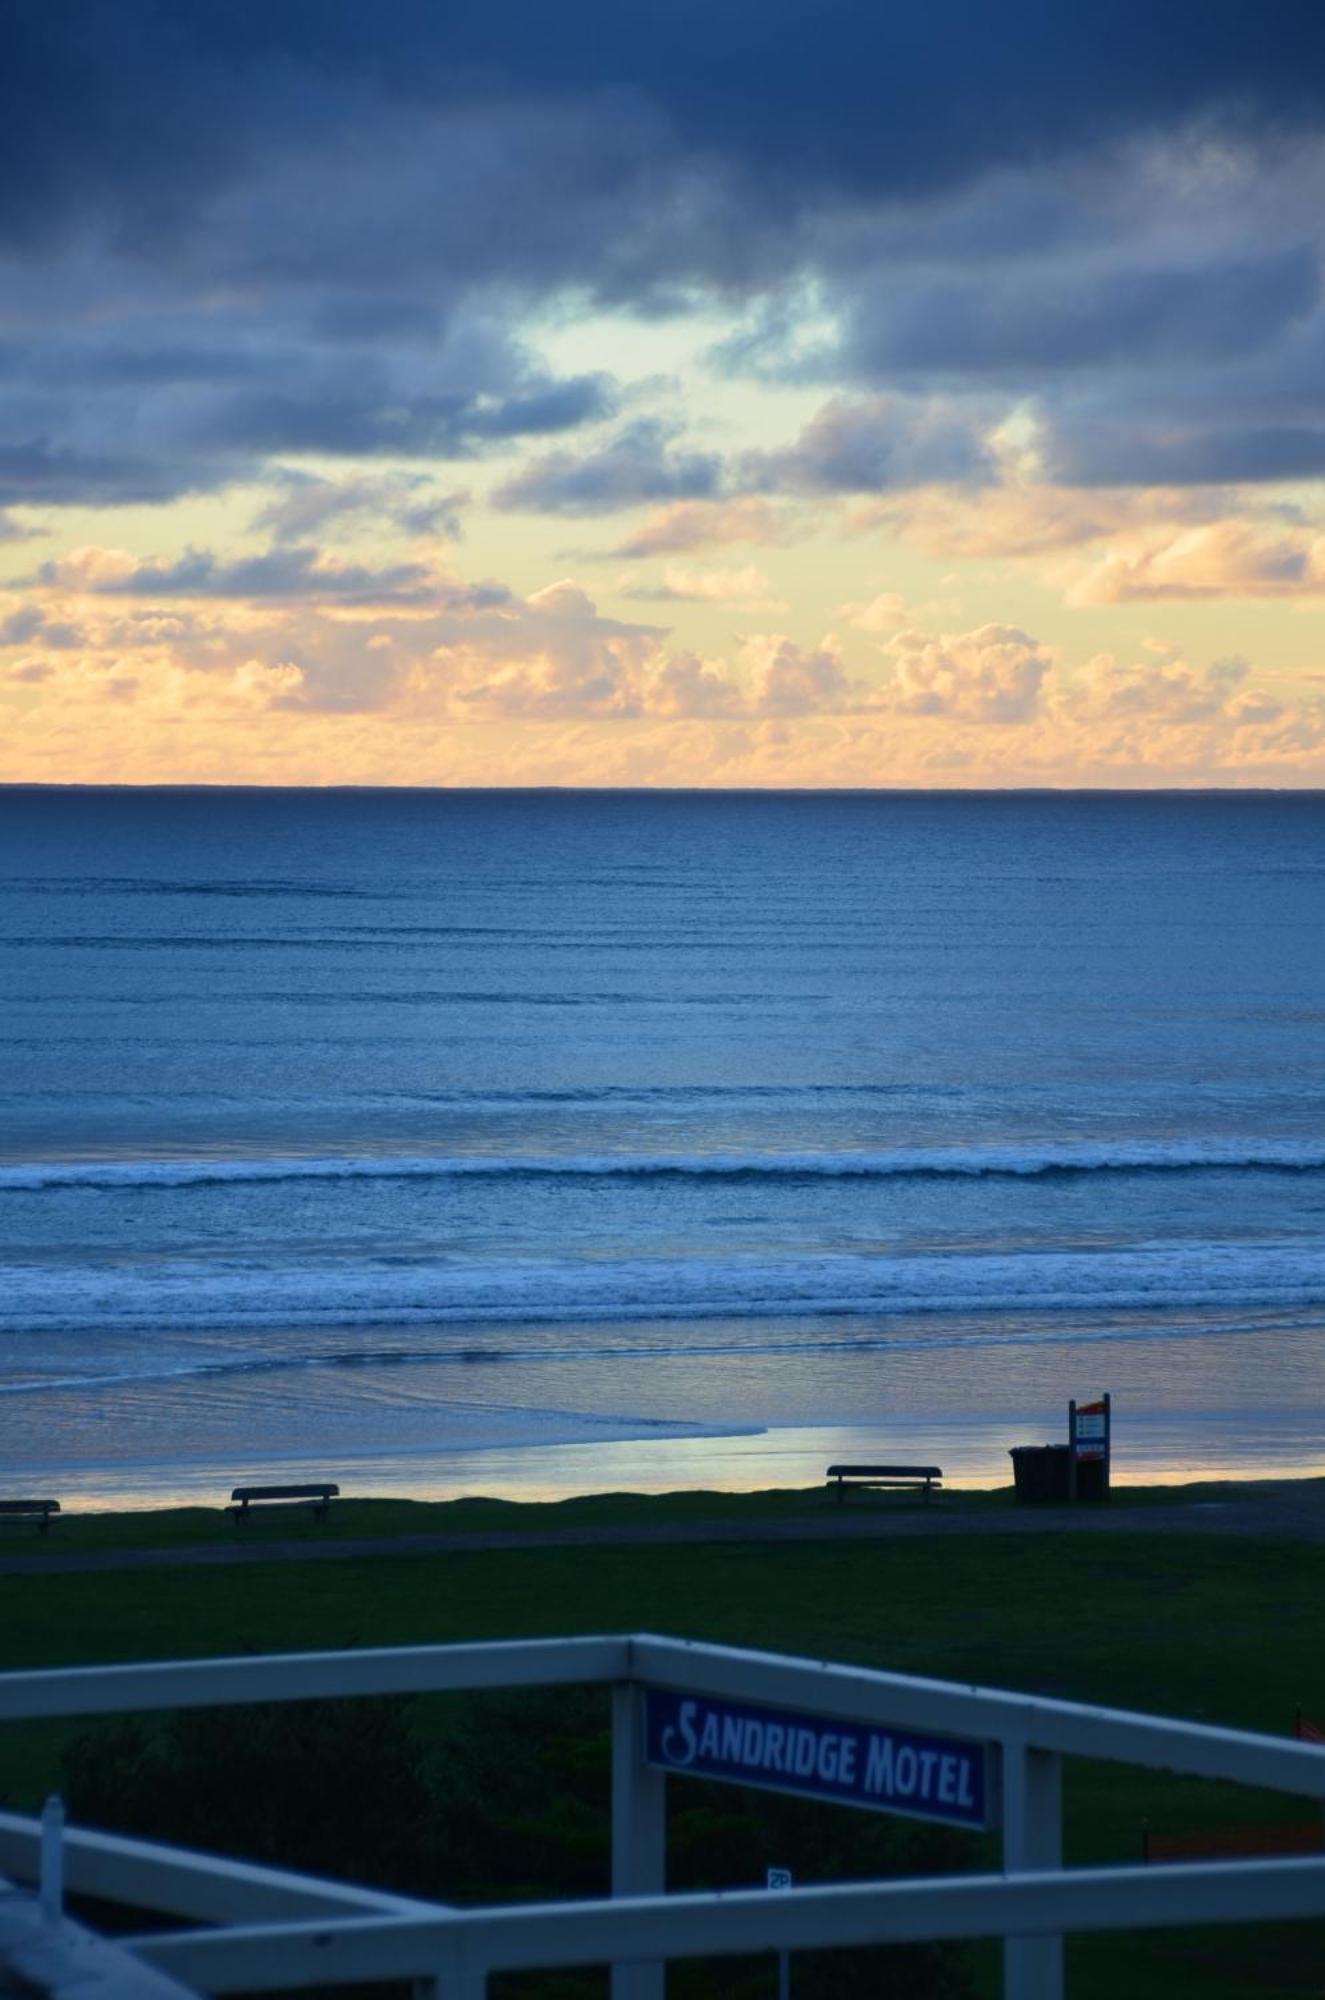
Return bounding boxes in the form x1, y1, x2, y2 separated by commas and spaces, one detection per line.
1, 1633, 1322, 1999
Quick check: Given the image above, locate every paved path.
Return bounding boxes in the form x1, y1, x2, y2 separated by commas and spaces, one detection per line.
2, 1482, 1323, 1577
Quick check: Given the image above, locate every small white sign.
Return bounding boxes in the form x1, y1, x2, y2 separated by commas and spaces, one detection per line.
766, 1867, 793, 1891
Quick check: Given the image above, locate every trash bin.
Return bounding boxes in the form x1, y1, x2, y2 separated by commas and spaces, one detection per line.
1009, 1444, 1073, 1504
1009, 1446, 1050, 1502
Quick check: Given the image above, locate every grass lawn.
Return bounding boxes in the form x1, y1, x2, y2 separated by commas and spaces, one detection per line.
0, 1472, 1303, 1559
1, 1500, 1322, 1997
0, 1482, 984, 1555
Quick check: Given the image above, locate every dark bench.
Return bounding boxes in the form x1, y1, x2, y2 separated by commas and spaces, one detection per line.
228, 1483, 339, 1522
826, 1464, 942, 1503
0, 1499, 61, 1534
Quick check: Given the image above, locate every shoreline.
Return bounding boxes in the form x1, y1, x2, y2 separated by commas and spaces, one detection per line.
13, 1307, 1325, 1515
14, 1413, 1325, 1515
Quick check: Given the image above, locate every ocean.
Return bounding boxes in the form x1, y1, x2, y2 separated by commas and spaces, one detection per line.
3, 786, 1324, 1507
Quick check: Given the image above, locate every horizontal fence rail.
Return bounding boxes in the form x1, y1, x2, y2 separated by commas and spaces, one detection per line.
5, 1632, 1322, 1793
128, 1859, 1325, 1992
632, 1636, 1325, 1793
0, 1812, 454, 1926
0, 1635, 630, 1722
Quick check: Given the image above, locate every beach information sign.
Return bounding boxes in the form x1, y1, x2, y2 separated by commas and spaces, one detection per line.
644, 1688, 993, 1829
1070, 1391, 1112, 1501
1071, 1397, 1109, 1461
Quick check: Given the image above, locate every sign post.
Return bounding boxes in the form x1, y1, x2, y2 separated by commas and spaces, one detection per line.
766, 1868, 792, 2000
614, 1682, 665, 2000
1069, 1393, 1110, 1502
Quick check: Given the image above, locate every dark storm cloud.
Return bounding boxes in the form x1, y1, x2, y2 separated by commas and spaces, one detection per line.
5, 4, 1325, 514
191, 373, 615, 459
1029, 303, 1325, 485
493, 421, 723, 514
0, 438, 221, 508
7, 1, 1325, 251
0, 313, 618, 508
837, 251, 1320, 380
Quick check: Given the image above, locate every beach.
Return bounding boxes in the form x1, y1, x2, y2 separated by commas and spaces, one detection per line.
4, 786, 1325, 1508
10, 1354, 1325, 1513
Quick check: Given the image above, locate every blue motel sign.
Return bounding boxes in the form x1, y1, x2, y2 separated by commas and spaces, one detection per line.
644, 1687, 993, 1830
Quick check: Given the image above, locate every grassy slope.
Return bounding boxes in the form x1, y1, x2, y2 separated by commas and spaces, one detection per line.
2, 1504, 1323, 1997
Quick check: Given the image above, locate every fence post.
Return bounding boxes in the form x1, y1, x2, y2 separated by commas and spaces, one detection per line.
1003, 1743, 1063, 2000
39, 1794, 64, 1922
414, 1945, 488, 1998
612, 1679, 666, 2000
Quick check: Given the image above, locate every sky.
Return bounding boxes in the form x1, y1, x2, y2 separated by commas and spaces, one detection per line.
5, 2, 1325, 787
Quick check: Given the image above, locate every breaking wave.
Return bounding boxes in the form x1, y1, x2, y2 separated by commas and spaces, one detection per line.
4, 1239, 1325, 1343
7, 1137, 1325, 1192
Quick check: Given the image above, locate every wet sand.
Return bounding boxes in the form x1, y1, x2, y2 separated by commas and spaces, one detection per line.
26, 1408, 1325, 1514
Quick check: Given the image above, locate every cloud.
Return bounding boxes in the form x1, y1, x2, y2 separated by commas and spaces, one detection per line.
639, 651, 743, 718
8, 5, 1325, 789
493, 420, 723, 515
0, 603, 84, 648
1070, 520, 1325, 600
860, 483, 1325, 605
741, 397, 997, 494
438, 579, 663, 718
739, 634, 853, 716
5, 6, 1325, 538
1067, 650, 1282, 726
1045, 416, 1325, 487
183, 366, 617, 462
6, 563, 1324, 787
836, 250, 1318, 380
5, 5, 1325, 539
624, 564, 786, 608
841, 592, 908, 633
8, 3, 1325, 256
0, 310, 619, 509
610, 499, 795, 556
33, 544, 444, 605
853, 483, 1232, 559
879, 624, 1051, 723
706, 146, 1325, 495
250, 471, 468, 542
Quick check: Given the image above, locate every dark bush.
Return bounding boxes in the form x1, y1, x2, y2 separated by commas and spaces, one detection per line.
63, 1696, 437, 1893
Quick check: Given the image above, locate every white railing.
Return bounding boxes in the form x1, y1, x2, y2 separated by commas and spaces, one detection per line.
123, 1857, 1325, 1994
1, 1632, 1322, 2000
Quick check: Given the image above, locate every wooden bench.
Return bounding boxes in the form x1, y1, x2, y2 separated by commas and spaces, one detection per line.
826, 1464, 942, 1503
227, 1483, 339, 1522
0, 1499, 60, 1535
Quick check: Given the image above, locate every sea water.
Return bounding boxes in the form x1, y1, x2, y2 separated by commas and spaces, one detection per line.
3, 787, 1324, 1503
